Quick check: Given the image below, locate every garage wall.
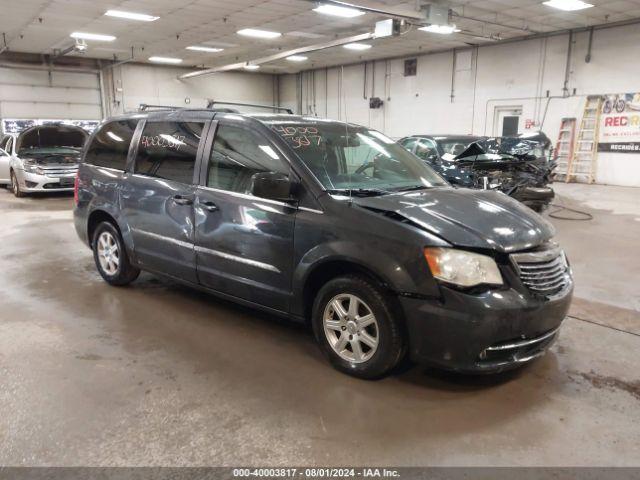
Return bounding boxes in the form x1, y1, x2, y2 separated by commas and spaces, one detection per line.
279, 22, 640, 187
0, 61, 277, 125
103, 63, 276, 116
0, 66, 102, 120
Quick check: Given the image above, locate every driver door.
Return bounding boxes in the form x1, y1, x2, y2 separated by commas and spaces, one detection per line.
194, 121, 296, 312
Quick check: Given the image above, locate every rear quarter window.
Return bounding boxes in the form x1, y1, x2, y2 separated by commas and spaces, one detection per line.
84, 120, 138, 170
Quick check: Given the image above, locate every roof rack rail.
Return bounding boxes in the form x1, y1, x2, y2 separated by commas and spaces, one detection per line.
138, 104, 183, 112
207, 100, 293, 115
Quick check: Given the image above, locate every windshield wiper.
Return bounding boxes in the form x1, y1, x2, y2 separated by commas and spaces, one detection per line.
393, 185, 430, 193
327, 188, 389, 197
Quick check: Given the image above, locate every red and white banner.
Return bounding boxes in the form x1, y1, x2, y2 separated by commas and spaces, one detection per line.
599, 93, 640, 154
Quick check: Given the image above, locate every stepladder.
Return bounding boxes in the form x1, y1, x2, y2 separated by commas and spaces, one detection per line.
566, 95, 603, 183
552, 118, 576, 181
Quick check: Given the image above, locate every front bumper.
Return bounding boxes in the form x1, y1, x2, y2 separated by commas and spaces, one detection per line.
512, 186, 555, 210
16, 170, 75, 192
400, 282, 572, 373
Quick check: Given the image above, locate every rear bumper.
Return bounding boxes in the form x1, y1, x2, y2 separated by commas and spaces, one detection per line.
400, 283, 572, 373
16, 170, 75, 192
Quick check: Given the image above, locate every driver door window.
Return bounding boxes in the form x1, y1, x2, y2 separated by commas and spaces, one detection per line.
415, 139, 438, 161
208, 125, 288, 195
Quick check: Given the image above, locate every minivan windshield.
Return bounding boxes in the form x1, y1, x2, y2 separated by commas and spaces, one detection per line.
269, 121, 448, 194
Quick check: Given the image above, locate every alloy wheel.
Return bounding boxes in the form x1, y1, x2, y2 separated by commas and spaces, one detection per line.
97, 231, 120, 276
323, 294, 379, 364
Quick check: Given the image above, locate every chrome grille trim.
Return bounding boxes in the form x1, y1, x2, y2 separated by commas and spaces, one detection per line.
40, 166, 78, 177
511, 246, 571, 297
485, 326, 560, 352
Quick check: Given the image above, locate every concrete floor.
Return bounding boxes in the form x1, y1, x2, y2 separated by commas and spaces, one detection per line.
0, 183, 638, 467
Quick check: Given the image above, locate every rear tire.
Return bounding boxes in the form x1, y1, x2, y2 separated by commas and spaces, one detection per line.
10, 171, 25, 198
312, 274, 405, 379
92, 221, 140, 286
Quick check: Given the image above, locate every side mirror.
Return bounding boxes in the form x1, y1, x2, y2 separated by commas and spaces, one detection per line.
251, 171, 294, 203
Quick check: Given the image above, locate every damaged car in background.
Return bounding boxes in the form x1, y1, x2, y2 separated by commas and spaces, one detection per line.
0, 124, 88, 197
400, 133, 556, 212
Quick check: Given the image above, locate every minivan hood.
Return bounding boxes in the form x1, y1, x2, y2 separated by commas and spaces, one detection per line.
352, 187, 554, 253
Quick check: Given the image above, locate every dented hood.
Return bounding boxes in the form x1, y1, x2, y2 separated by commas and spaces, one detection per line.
353, 187, 555, 253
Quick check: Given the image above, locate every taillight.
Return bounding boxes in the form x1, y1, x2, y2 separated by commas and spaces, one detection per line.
74, 171, 80, 205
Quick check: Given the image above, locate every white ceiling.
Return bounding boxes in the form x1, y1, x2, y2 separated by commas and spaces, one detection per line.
1, 0, 640, 73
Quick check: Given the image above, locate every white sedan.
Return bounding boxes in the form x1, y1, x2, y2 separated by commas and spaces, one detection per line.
0, 124, 88, 197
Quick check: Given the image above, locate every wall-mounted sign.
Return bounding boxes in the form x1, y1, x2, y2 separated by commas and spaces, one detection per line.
599, 93, 640, 154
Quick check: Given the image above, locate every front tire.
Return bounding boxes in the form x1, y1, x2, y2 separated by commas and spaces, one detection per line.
10, 171, 25, 198
92, 221, 140, 286
312, 275, 405, 379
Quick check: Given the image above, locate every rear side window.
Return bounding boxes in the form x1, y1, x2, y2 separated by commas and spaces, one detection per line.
85, 120, 138, 170
134, 121, 204, 184
207, 124, 288, 194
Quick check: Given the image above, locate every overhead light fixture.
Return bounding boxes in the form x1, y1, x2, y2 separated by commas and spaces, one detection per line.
313, 4, 365, 18
343, 43, 372, 51
237, 28, 282, 39
104, 10, 159, 22
286, 55, 308, 62
70, 32, 116, 42
419, 24, 460, 34
186, 46, 224, 53
543, 0, 593, 11
149, 56, 183, 64
244, 64, 261, 71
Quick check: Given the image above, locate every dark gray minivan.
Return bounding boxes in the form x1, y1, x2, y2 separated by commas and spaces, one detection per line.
74, 107, 573, 379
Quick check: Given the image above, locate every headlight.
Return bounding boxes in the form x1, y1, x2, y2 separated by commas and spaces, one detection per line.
424, 247, 503, 287
23, 162, 41, 174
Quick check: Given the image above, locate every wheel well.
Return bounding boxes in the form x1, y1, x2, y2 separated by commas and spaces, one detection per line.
87, 210, 119, 247
302, 261, 392, 323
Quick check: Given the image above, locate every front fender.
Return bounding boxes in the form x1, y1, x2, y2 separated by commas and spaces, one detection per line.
291, 240, 441, 317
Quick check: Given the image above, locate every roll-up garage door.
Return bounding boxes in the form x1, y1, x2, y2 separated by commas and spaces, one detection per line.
0, 67, 102, 121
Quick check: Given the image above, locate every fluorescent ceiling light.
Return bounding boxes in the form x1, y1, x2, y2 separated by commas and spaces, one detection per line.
106, 132, 123, 142
237, 28, 282, 39
313, 4, 365, 18
543, 0, 593, 11
70, 32, 116, 42
104, 10, 159, 22
343, 43, 372, 51
160, 134, 185, 146
419, 24, 460, 34
286, 55, 308, 62
149, 56, 183, 64
244, 65, 261, 70
186, 46, 224, 53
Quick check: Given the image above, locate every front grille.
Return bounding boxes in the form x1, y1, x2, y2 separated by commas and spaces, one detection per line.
40, 166, 78, 177
511, 247, 571, 297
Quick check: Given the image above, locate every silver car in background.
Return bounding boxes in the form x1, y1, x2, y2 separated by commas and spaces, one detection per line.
0, 124, 88, 197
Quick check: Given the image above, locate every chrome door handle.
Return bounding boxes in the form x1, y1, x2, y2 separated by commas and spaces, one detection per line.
200, 200, 219, 212
173, 195, 193, 206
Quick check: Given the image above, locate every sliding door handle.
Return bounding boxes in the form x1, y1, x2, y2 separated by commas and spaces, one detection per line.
173, 195, 193, 206
200, 200, 219, 212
